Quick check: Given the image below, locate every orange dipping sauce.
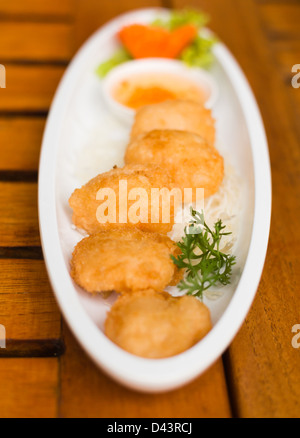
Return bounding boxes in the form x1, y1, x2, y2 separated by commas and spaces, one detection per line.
112, 73, 207, 109
126, 86, 177, 108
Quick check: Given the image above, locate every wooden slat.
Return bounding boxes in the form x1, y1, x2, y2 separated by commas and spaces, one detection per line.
226, 262, 300, 417
267, 40, 300, 113
0, 65, 65, 112
271, 40, 300, 76
0, 340, 64, 358
0, 118, 44, 170
255, 0, 300, 3
0, 23, 73, 62
60, 324, 232, 418
74, 0, 163, 48
0, 358, 58, 418
258, 3, 300, 38
0, 259, 61, 340
0, 183, 40, 246
271, 39, 300, 113
174, 0, 300, 417
0, 0, 74, 17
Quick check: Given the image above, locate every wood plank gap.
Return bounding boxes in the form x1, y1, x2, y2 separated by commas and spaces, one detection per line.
0, 113, 47, 120
161, 0, 173, 8
256, 0, 300, 4
0, 15, 74, 24
0, 111, 48, 117
0, 170, 38, 182
222, 351, 239, 419
264, 30, 300, 41
0, 339, 65, 358
57, 317, 65, 418
0, 247, 43, 260
0, 59, 69, 67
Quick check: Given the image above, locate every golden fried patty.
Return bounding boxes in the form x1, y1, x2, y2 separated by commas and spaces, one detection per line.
125, 130, 224, 200
70, 228, 182, 294
130, 99, 215, 145
105, 289, 212, 358
69, 164, 177, 235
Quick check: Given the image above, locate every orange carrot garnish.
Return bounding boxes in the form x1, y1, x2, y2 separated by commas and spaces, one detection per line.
118, 23, 197, 59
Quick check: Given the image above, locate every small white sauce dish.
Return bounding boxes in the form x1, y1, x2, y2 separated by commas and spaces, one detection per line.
101, 58, 219, 124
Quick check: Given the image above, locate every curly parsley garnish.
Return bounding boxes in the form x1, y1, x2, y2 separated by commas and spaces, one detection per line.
171, 208, 236, 299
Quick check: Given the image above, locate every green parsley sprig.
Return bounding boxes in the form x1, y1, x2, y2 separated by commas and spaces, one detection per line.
171, 208, 236, 299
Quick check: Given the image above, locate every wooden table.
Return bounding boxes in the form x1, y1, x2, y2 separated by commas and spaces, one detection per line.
0, 0, 299, 418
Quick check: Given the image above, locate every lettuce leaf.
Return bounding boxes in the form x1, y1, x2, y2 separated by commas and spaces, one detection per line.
96, 48, 131, 78
180, 34, 217, 68
152, 9, 216, 68
152, 8, 209, 31
96, 8, 216, 78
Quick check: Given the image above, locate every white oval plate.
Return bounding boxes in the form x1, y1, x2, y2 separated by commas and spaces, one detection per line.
38, 8, 271, 392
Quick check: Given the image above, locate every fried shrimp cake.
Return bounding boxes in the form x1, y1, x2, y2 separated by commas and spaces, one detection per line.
105, 290, 212, 358
125, 130, 224, 200
69, 164, 177, 234
130, 99, 215, 145
70, 228, 182, 293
